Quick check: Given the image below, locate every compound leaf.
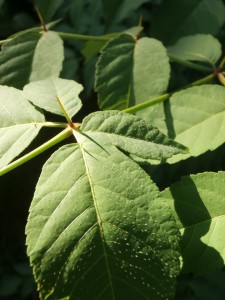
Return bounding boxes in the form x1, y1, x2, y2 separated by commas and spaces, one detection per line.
142, 85, 225, 163
80, 110, 187, 163
95, 34, 170, 110
161, 172, 225, 274
23, 77, 83, 118
26, 134, 181, 299
0, 31, 63, 89
0, 86, 45, 169
168, 34, 222, 67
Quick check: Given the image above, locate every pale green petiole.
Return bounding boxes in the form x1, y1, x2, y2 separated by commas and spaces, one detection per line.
1, 27, 110, 46
0, 127, 72, 176
123, 93, 170, 114
57, 31, 111, 42
123, 73, 216, 114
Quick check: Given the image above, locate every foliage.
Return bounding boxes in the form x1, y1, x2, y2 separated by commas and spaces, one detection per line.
1, 0, 225, 299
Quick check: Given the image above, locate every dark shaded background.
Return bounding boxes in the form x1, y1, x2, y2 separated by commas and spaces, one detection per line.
1, 0, 225, 299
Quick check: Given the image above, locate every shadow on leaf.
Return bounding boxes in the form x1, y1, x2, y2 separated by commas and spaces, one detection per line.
169, 176, 224, 275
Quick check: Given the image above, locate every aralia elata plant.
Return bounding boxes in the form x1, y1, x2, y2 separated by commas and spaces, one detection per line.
1, 2, 225, 299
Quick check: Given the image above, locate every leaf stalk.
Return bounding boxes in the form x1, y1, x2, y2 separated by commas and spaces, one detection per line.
0, 127, 72, 176
57, 32, 111, 42
123, 73, 216, 114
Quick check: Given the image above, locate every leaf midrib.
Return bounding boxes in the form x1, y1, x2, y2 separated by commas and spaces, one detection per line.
173, 104, 225, 138
0, 122, 45, 129
168, 50, 213, 65
79, 143, 116, 300
86, 130, 174, 146
181, 214, 225, 232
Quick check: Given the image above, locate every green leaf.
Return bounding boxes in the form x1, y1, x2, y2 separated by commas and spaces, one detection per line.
166, 85, 225, 162
29, 31, 64, 82
161, 172, 225, 274
137, 103, 167, 137
0, 86, 45, 169
81, 33, 118, 62
26, 138, 181, 299
80, 110, 187, 163
81, 27, 141, 63
151, 0, 225, 45
141, 85, 225, 163
0, 31, 64, 89
102, 0, 149, 29
35, 0, 64, 23
95, 34, 170, 110
8, 20, 62, 39
23, 77, 83, 118
167, 34, 222, 67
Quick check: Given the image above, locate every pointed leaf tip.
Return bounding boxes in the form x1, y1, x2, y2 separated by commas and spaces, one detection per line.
80, 110, 187, 163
